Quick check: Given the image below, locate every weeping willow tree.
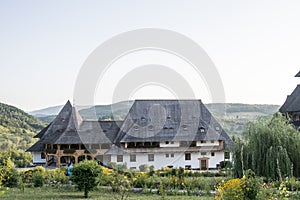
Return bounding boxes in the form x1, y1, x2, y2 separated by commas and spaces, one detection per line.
233, 113, 300, 180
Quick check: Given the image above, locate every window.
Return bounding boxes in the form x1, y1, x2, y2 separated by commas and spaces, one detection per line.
201, 140, 207, 144
201, 152, 207, 156
199, 127, 205, 133
171, 154, 174, 157
170, 141, 174, 144
211, 152, 215, 157
148, 154, 154, 162
165, 141, 169, 144
41, 152, 45, 159
215, 126, 220, 131
185, 165, 191, 170
134, 126, 139, 131
180, 141, 190, 147
104, 155, 111, 162
117, 155, 123, 162
211, 140, 214, 143
130, 154, 136, 162
166, 154, 169, 158
148, 125, 153, 131
224, 152, 230, 159
185, 153, 191, 160
130, 167, 136, 170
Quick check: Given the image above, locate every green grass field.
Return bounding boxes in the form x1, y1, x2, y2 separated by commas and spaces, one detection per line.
2, 187, 214, 200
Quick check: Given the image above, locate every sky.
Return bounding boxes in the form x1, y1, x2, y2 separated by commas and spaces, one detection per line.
1, 0, 300, 111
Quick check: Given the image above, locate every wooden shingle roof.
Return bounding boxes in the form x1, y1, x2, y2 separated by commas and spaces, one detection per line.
280, 85, 300, 113
117, 100, 233, 149
27, 101, 122, 151
28, 99, 233, 152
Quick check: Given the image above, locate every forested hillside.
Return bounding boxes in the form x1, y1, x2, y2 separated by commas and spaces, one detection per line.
206, 103, 280, 136
0, 102, 45, 151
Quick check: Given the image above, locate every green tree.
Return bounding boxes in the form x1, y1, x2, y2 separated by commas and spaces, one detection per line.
71, 160, 101, 198
0, 152, 14, 194
233, 114, 300, 180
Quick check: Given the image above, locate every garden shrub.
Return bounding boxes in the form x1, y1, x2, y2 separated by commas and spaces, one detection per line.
71, 160, 102, 198
32, 171, 44, 187
215, 178, 244, 200
220, 161, 232, 169
285, 177, 300, 191
2, 167, 19, 188
215, 170, 262, 200
139, 164, 149, 172
114, 163, 127, 172
241, 170, 262, 200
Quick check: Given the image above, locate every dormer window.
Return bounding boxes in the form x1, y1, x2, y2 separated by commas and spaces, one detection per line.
182, 125, 188, 130
167, 115, 171, 120
141, 117, 146, 121
134, 126, 139, 131
163, 127, 168, 129
199, 127, 205, 133
215, 126, 220, 131
148, 125, 153, 131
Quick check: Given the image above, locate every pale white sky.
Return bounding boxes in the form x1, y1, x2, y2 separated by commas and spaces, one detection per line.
0, 0, 300, 111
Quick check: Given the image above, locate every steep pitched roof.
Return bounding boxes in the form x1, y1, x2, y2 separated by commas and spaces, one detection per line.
28, 101, 122, 148
77, 121, 120, 144
117, 100, 233, 149
36, 101, 83, 144
295, 71, 300, 77
279, 85, 300, 113
26, 140, 45, 152
28, 99, 233, 152
34, 123, 51, 138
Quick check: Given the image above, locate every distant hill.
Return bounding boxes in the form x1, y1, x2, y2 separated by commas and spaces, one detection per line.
0, 102, 45, 150
35, 102, 280, 136
79, 101, 133, 120
206, 103, 280, 136
29, 105, 64, 117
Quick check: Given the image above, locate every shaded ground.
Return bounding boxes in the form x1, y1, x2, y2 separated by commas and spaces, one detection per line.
2, 187, 214, 200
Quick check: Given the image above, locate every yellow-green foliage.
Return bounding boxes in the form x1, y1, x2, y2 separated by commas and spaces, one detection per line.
19, 167, 68, 186
216, 170, 262, 200
215, 178, 244, 200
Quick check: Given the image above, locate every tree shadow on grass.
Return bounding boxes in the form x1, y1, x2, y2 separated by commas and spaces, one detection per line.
58, 194, 89, 199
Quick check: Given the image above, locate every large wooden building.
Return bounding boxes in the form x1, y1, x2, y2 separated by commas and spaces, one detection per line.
27, 100, 233, 170
279, 71, 300, 129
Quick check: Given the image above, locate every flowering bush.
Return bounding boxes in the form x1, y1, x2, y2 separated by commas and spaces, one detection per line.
215, 170, 262, 200
215, 178, 244, 200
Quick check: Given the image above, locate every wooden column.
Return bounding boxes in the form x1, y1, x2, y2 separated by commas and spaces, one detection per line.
45, 154, 48, 167
56, 155, 61, 168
